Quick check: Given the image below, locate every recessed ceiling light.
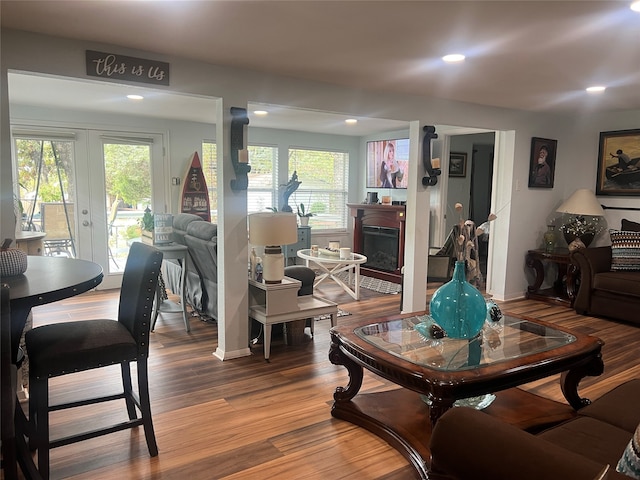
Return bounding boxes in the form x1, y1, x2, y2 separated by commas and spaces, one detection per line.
442, 54, 465, 63
127, 94, 144, 100
345, 119, 358, 125
631, 1, 640, 12
253, 110, 268, 116
586, 86, 606, 93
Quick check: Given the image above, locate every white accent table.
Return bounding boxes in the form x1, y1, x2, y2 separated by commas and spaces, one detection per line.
151, 243, 190, 332
248, 276, 338, 361
297, 249, 367, 300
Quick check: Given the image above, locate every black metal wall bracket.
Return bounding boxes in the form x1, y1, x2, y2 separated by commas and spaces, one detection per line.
230, 107, 251, 191
422, 125, 440, 187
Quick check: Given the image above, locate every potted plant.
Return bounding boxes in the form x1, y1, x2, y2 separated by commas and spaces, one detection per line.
139, 207, 155, 244
297, 203, 313, 226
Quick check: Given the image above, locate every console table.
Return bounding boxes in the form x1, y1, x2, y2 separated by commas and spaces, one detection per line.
284, 226, 311, 266
248, 277, 337, 361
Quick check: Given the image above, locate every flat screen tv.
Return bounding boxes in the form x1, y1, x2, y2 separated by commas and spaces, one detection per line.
366, 138, 410, 189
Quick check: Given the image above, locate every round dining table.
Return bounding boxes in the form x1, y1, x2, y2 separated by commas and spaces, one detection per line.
4, 256, 104, 369
2, 255, 103, 479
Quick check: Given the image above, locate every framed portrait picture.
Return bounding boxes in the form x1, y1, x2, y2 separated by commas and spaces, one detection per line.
528, 137, 557, 188
596, 129, 640, 196
449, 152, 467, 177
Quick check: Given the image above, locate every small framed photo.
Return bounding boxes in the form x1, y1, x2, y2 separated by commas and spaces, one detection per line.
449, 152, 467, 177
528, 137, 557, 188
596, 129, 640, 196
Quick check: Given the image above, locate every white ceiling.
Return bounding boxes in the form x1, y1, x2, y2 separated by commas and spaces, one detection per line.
3, 0, 639, 134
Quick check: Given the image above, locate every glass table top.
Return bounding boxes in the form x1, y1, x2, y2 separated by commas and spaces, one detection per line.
354, 314, 576, 371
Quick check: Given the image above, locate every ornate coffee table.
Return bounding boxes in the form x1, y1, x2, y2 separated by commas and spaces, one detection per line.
329, 312, 604, 479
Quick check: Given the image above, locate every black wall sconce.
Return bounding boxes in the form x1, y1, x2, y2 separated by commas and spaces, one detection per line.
422, 125, 440, 187
230, 107, 251, 191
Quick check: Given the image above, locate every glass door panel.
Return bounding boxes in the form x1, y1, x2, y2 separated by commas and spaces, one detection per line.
89, 132, 165, 289
14, 137, 78, 257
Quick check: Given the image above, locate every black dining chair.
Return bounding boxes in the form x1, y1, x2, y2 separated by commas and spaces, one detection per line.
25, 242, 163, 479
1, 283, 18, 480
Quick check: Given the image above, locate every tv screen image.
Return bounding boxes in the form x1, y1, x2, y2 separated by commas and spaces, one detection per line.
366, 138, 409, 189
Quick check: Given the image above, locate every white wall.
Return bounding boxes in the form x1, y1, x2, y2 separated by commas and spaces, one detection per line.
2, 28, 640, 312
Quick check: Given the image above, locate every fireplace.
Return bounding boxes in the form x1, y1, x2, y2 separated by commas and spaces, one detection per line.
348, 204, 406, 284
362, 226, 399, 272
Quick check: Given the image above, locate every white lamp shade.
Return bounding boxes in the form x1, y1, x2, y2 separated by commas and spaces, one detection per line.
556, 189, 604, 217
248, 212, 298, 246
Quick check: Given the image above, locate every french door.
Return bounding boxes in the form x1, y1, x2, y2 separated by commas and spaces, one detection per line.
14, 128, 167, 290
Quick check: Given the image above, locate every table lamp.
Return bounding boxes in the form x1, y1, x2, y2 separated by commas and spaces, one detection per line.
556, 189, 605, 247
248, 212, 298, 283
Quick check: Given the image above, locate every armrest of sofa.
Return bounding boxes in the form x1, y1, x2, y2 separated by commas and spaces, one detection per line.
429, 407, 616, 480
284, 266, 315, 296
570, 246, 612, 313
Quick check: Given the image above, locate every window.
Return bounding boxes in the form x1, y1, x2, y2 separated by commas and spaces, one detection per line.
247, 145, 278, 213
288, 148, 349, 230
201, 141, 218, 223
199, 142, 349, 231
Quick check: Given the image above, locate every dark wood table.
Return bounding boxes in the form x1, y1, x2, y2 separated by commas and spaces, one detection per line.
525, 248, 577, 306
5, 256, 103, 360
329, 312, 604, 479
2, 255, 103, 479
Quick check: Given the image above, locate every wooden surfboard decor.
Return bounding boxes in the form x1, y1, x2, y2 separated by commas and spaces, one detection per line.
180, 151, 211, 222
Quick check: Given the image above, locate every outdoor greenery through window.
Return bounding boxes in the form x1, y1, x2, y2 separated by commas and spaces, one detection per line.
289, 148, 349, 230
15, 138, 76, 233
247, 145, 278, 213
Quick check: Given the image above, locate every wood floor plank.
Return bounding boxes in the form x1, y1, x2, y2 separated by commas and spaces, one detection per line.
11, 278, 640, 479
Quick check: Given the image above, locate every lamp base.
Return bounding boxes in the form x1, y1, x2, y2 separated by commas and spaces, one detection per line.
263, 246, 284, 284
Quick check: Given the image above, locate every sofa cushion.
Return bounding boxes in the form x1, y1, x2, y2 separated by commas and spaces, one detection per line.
617, 423, 640, 478
539, 416, 631, 469
580, 379, 640, 433
593, 271, 640, 298
622, 219, 640, 232
610, 230, 640, 271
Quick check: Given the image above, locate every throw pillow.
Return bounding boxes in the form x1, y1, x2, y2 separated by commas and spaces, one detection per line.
622, 219, 640, 232
617, 423, 640, 478
610, 230, 640, 271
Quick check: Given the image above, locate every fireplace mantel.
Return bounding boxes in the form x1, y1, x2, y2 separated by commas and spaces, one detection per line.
347, 203, 406, 284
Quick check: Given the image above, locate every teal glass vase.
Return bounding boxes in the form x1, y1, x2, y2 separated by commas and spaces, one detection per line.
429, 260, 487, 339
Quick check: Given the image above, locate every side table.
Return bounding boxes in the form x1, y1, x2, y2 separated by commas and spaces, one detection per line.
151, 243, 190, 332
525, 248, 574, 306
248, 276, 338, 361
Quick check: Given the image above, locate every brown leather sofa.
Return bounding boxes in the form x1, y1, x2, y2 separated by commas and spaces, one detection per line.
570, 246, 640, 325
429, 379, 640, 480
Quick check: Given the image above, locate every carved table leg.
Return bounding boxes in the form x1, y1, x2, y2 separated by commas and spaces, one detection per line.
328, 340, 363, 403
428, 396, 455, 427
560, 353, 604, 409
525, 253, 544, 293
566, 263, 579, 304
554, 263, 568, 294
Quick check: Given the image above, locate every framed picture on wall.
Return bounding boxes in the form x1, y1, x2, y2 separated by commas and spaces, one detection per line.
449, 152, 467, 177
596, 129, 640, 196
528, 137, 557, 188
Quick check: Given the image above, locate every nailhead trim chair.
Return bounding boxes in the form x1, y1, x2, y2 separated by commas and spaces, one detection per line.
25, 242, 163, 479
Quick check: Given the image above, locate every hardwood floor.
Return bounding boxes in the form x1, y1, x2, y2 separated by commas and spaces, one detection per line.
11, 280, 640, 479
